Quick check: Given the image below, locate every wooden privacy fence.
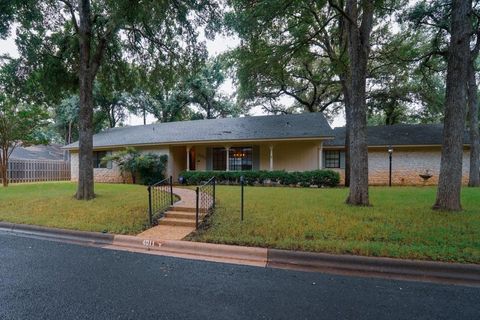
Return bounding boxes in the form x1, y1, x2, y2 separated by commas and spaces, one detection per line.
1, 159, 71, 184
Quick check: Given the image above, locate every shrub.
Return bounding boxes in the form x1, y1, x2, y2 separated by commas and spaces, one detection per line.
103, 147, 168, 185
179, 170, 340, 188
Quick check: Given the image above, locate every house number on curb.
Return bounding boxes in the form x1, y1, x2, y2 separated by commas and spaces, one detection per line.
142, 239, 156, 247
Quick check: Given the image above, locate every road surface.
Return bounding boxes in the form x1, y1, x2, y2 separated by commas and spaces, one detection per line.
0, 232, 478, 320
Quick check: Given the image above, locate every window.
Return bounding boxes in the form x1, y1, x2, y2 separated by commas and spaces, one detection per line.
93, 151, 111, 169
211, 147, 253, 171
325, 150, 340, 168
229, 147, 253, 171
212, 148, 226, 171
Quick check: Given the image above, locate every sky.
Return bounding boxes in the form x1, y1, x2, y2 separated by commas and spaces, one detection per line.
0, 26, 346, 128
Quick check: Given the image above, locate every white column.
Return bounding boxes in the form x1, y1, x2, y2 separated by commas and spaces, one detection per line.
225, 146, 230, 171
318, 142, 324, 170
269, 145, 274, 171
186, 146, 191, 172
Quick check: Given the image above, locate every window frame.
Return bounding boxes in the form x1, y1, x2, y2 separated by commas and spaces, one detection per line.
229, 147, 253, 171
93, 151, 111, 169
324, 150, 341, 169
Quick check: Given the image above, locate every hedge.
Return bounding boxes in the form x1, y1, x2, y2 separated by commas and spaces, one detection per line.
179, 170, 340, 188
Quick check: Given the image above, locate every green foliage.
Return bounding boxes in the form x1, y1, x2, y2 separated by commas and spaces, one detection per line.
0, 96, 49, 148
103, 147, 168, 185
179, 170, 340, 188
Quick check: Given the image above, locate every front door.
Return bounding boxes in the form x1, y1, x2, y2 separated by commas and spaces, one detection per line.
189, 148, 196, 171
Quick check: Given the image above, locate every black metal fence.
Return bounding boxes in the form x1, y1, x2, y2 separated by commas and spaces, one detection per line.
195, 177, 216, 229
147, 176, 174, 226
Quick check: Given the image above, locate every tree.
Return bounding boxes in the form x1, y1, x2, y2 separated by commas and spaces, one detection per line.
433, 0, 472, 211
0, 96, 48, 187
328, 0, 374, 206
185, 58, 241, 119
17, 0, 217, 200
467, 19, 480, 187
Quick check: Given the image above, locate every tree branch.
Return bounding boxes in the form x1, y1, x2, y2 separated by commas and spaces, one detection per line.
60, 0, 79, 33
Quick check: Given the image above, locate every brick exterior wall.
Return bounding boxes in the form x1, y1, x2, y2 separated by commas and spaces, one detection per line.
70, 146, 170, 183
70, 152, 126, 183
327, 147, 471, 186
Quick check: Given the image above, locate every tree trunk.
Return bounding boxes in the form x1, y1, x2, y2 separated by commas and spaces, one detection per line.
76, 0, 95, 200
341, 80, 351, 187
344, 0, 373, 206
467, 59, 480, 187
433, 0, 472, 210
1, 147, 8, 187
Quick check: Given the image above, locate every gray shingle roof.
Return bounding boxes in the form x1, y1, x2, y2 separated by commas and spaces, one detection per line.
64, 113, 334, 150
324, 123, 471, 147
11, 144, 66, 161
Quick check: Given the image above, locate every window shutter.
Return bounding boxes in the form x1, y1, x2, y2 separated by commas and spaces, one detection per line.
340, 151, 346, 169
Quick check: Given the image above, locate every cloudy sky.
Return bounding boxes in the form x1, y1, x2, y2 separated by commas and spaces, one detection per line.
0, 27, 345, 128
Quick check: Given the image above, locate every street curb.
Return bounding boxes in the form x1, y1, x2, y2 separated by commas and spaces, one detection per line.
0, 223, 267, 266
267, 249, 480, 287
0, 222, 115, 246
159, 240, 268, 265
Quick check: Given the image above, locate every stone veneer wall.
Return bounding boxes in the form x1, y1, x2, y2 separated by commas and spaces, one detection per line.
70, 152, 126, 183
70, 146, 170, 183
328, 147, 471, 186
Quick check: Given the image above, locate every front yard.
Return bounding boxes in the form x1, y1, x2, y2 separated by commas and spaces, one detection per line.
0, 183, 149, 234
0, 183, 479, 263
189, 186, 480, 264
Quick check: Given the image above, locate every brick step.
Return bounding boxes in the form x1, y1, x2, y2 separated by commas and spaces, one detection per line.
158, 217, 197, 227
164, 211, 196, 220
170, 206, 196, 213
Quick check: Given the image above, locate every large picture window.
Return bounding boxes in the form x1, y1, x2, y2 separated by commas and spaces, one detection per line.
93, 151, 111, 169
211, 147, 253, 171
324, 150, 341, 168
229, 147, 253, 171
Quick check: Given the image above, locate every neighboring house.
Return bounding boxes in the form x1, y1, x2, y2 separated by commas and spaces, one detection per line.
6, 144, 70, 184
63, 113, 473, 185
10, 144, 66, 161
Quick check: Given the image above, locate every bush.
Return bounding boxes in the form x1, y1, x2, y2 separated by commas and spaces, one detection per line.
103, 147, 168, 185
179, 170, 340, 188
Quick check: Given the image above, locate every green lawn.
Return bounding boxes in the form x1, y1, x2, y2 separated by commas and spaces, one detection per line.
188, 186, 480, 263
0, 182, 149, 234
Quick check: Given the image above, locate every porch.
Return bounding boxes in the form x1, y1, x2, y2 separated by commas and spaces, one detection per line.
168, 140, 327, 180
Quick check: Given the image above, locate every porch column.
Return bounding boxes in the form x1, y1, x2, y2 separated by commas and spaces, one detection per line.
225, 146, 230, 171
186, 146, 191, 172
269, 145, 274, 171
318, 142, 324, 170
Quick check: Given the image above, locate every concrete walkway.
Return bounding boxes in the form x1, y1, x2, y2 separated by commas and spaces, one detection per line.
137, 187, 196, 242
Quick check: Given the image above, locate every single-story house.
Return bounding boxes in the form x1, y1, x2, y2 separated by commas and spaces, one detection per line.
63, 113, 474, 186
11, 144, 66, 161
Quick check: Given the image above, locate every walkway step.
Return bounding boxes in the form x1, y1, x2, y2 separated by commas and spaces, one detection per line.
158, 217, 197, 228
171, 206, 210, 213
170, 206, 196, 213
164, 211, 196, 220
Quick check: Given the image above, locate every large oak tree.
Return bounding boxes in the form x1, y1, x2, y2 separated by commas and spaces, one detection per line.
16, 0, 218, 199
433, 0, 472, 210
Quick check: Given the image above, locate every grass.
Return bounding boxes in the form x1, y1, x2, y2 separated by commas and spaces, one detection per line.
0, 182, 149, 235
188, 186, 480, 263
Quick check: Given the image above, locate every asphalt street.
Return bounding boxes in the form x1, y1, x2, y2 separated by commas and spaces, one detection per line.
0, 232, 479, 320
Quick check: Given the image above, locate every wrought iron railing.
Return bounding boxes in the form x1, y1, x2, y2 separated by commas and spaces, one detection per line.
195, 177, 216, 229
147, 176, 174, 226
